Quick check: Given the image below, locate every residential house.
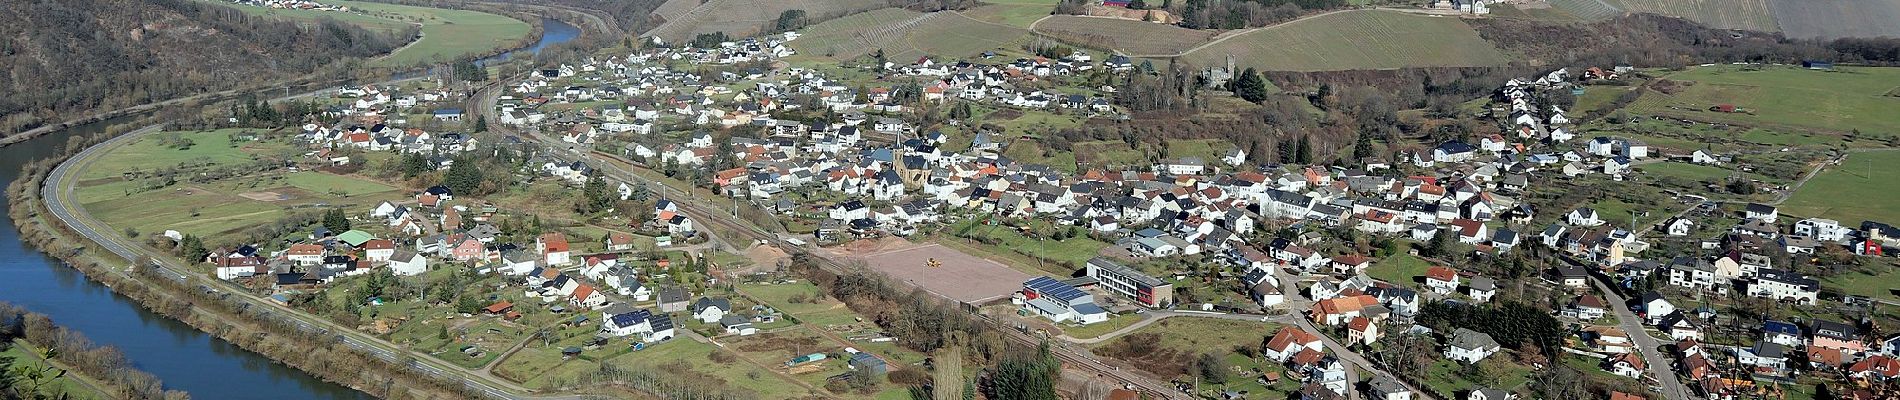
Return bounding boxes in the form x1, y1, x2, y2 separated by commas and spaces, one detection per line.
1444, 328, 1501, 363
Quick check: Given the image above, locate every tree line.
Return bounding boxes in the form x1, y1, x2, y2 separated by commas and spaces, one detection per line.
0, 302, 190, 400
0, 0, 402, 134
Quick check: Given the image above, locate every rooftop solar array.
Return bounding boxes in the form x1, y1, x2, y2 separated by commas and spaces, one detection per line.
1025, 276, 1088, 302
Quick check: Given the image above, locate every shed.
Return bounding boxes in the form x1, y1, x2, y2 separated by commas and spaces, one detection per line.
848, 352, 888, 375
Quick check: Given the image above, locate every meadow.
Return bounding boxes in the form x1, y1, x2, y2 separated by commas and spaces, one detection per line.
1627, 65, 1900, 136
1179, 10, 1510, 72
642, 0, 887, 43
1781, 150, 1900, 225
72, 130, 403, 244
325, 0, 531, 67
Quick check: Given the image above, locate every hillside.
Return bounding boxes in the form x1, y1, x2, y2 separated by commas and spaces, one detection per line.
1178, 10, 1510, 72
0, 0, 400, 134
642, 0, 888, 43
1032, 15, 1216, 56
1536, 0, 1900, 39
785, 9, 1033, 61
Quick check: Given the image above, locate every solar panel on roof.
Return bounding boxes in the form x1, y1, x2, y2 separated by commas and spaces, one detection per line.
1025, 276, 1087, 302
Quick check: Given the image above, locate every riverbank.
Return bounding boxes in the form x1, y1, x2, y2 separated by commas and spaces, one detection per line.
0, 302, 185, 399
6, 136, 486, 400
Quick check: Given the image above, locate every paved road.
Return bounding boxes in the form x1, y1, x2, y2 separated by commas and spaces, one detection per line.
42, 127, 600, 400
1592, 275, 1692, 400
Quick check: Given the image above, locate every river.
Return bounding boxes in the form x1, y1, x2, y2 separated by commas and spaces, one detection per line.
0, 14, 579, 400
477, 17, 582, 67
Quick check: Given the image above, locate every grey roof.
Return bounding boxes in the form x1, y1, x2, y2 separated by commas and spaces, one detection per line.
1448, 328, 1500, 350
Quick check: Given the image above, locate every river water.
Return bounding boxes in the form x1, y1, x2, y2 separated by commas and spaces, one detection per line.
0, 15, 578, 400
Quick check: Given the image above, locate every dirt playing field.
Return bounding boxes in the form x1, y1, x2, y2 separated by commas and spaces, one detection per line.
831, 241, 1033, 305
239, 191, 289, 201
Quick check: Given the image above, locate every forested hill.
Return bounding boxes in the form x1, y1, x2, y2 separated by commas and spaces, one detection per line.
0, 0, 403, 134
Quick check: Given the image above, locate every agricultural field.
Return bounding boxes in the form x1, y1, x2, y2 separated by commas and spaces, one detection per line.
1626, 65, 1900, 136
651, 0, 702, 22
794, 11, 1036, 62
1781, 150, 1900, 226
1545, 0, 1623, 20
1179, 10, 1511, 72
784, 8, 927, 58
1605, 0, 1778, 32
964, 0, 1061, 28
319, 0, 531, 67
71, 130, 405, 244
1768, 0, 1900, 39
1032, 16, 1215, 56
642, 0, 887, 43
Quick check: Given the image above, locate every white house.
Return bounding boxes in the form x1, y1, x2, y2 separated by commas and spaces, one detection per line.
690, 297, 730, 324
1444, 328, 1501, 363
388, 250, 428, 276
601, 308, 676, 343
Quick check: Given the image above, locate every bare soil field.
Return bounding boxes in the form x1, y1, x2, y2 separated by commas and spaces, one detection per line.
830, 241, 1033, 304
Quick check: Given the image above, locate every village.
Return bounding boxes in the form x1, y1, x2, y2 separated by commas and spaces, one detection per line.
98, 24, 1900, 400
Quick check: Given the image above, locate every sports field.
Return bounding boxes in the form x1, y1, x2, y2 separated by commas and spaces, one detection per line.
1628, 65, 1900, 136
1032, 16, 1215, 56
1179, 10, 1510, 72
838, 243, 1034, 304
325, 0, 531, 67
1782, 150, 1900, 226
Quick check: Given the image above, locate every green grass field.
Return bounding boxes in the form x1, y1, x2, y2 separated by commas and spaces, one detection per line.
1092, 317, 1278, 354
1782, 150, 1900, 225
1628, 65, 1900, 136
1180, 10, 1511, 72
738, 282, 865, 327
1640, 162, 1742, 183
73, 131, 406, 244
1419, 358, 1534, 396
1059, 313, 1146, 339
949, 218, 1106, 274
78, 130, 292, 180
323, 0, 530, 67
284, 172, 398, 196
1366, 253, 1432, 288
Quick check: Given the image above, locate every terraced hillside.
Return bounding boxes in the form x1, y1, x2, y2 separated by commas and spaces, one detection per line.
1033, 15, 1215, 56
786, 8, 927, 57
1547, 0, 1777, 32
642, 0, 886, 43
1179, 10, 1510, 72
1769, 0, 1900, 39
962, 0, 1060, 28
651, 0, 700, 22
787, 10, 1033, 61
